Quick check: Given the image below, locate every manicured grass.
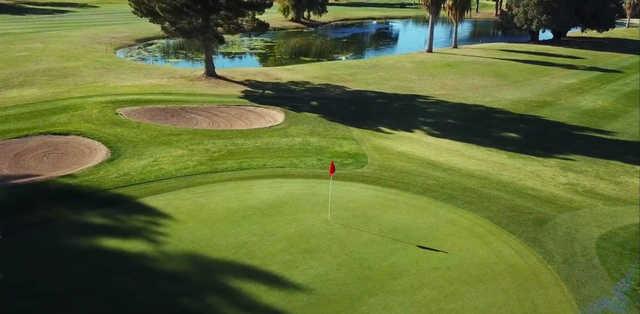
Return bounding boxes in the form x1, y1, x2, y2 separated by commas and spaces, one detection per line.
595, 224, 640, 311
2, 179, 576, 313
131, 179, 577, 313
0, 1, 638, 313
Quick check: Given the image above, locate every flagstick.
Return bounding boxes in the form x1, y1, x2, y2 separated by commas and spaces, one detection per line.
328, 175, 334, 221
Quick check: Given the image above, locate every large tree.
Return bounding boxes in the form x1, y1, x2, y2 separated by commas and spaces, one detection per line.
276, 0, 328, 22
504, 0, 552, 42
503, 0, 620, 40
128, 0, 273, 78
548, 0, 581, 39
422, 0, 446, 53
547, 0, 620, 38
445, 0, 472, 48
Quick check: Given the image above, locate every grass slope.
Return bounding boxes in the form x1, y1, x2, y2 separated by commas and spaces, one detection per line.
1, 1, 638, 313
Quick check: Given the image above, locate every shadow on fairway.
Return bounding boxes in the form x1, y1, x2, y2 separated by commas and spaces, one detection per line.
16, 1, 98, 8
241, 80, 639, 165
0, 1, 97, 15
496, 49, 585, 60
495, 58, 622, 73
0, 179, 305, 314
439, 52, 622, 73
543, 36, 640, 55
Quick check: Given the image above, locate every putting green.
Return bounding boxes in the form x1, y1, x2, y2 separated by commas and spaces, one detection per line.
126, 178, 577, 313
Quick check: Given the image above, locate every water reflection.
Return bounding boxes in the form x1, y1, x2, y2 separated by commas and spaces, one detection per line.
117, 18, 547, 69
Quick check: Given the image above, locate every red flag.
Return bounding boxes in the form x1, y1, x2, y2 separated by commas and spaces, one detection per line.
329, 161, 336, 177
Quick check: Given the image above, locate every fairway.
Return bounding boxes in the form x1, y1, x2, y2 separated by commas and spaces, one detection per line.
135, 179, 576, 313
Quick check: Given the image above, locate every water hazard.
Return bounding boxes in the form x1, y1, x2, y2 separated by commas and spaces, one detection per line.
117, 18, 553, 69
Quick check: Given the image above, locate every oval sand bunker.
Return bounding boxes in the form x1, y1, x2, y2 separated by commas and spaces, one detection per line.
118, 105, 285, 130
0, 135, 110, 184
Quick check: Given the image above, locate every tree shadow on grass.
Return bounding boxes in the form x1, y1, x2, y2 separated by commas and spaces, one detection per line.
497, 49, 585, 60
0, 2, 68, 15
0, 1, 97, 15
499, 58, 622, 73
0, 179, 305, 314
439, 52, 622, 73
543, 36, 640, 55
16, 1, 98, 8
241, 80, 639, 165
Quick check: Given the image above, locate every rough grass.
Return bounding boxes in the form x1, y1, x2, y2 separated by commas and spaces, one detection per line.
0, 1, 639, 313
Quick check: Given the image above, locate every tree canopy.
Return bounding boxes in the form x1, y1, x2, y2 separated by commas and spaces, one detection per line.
503, 0, 621, 40
128, 0, 273, 77
276, 0, 329, 22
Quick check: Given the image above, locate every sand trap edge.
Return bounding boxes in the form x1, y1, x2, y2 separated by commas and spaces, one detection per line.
117, 105, 286, 130
0, 135, 111, 185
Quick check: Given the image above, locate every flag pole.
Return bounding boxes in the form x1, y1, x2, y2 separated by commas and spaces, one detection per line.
328, 175, 333, 221
328, 160, 336, 221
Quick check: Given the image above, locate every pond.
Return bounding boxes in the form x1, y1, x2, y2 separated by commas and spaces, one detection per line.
117, 18, 553, 69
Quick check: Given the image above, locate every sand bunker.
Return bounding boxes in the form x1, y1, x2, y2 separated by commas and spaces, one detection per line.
0, 135, 110, 184
117, 105, 285, 130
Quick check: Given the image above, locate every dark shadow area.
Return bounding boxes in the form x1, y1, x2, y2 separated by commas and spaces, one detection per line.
0, 174, 38, 186
241, 80, 639, 165
287, 18, 324, 28
500, 58, 621, 73
543, 36, 640, 55
0, 2, 69, 15
0, 1, 97, 15
416, 245, 448, 253
16, 1, 98, 8
497, 49, 584, 60
328, 1, 419, 9
0, 178, 305, 314
440, 52, 622, 73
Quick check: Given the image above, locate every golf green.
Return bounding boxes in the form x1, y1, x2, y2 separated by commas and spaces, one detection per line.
125, 178, 577, 313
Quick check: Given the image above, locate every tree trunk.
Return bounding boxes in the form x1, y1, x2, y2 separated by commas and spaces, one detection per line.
426, 13, 437, 53
476, 0, 479, 13
295, 8, 304, 22
494, 0, 499, 16
627, 15, 631, 28
529, 30, 539, 43
551, 29, 568, 41
452, 22, 459, 48
202, 41, 217, 78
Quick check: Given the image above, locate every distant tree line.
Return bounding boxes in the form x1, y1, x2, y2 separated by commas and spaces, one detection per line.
500, 0, 627, 41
